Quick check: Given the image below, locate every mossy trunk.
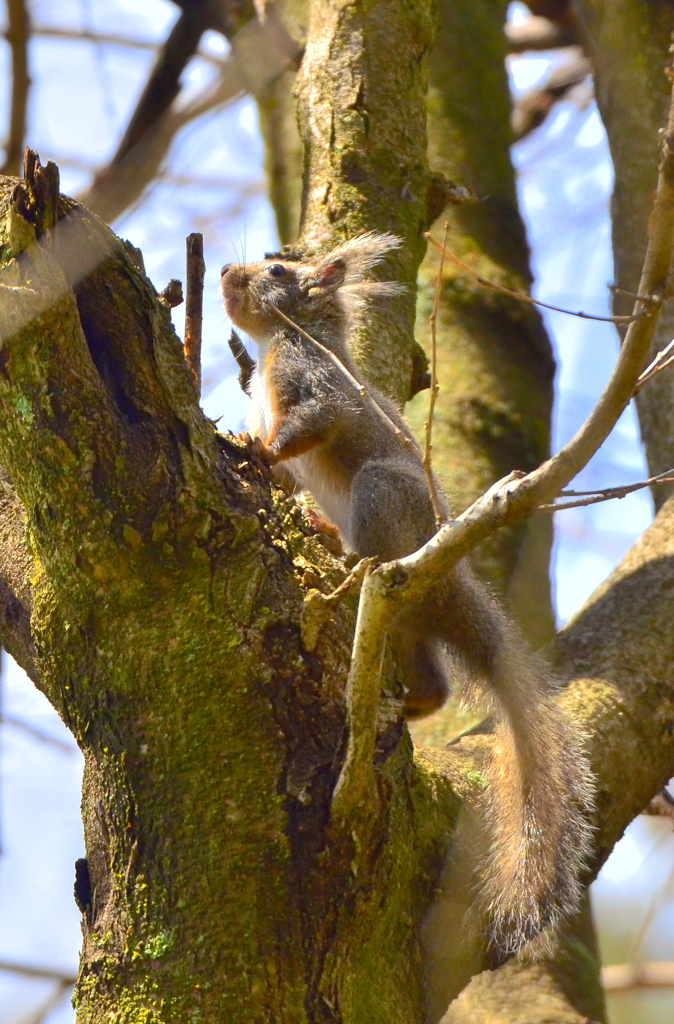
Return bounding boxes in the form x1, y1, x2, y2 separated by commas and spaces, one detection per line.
0, 169, 466, 1023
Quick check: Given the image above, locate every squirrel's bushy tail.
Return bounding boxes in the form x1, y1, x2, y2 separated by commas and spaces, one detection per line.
479, 631, 594, 953
432, 569, 594, 955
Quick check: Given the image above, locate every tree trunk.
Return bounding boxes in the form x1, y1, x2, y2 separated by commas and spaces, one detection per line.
574, 0, 674, 506
411, 0, 556, 648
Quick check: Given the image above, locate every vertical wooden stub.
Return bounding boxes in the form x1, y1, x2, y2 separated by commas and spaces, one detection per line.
184, 231, 205, 396
21, 147, 60, 235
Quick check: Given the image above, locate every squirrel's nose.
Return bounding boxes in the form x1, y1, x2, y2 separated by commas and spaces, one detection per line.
221, 264, 231, 277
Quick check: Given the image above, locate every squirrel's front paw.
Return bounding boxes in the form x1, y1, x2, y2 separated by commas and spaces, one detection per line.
305, 509, 344, 556
248, 435, 279, 467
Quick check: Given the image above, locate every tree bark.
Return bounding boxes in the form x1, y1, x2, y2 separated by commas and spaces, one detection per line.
295, 0, 436, 407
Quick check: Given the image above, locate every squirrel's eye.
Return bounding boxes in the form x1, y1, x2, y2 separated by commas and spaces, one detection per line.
267, 264, 286, 278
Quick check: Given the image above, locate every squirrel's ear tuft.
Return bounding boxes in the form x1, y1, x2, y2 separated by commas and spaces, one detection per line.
324, 232, 403, 285
309, 256, 347, 292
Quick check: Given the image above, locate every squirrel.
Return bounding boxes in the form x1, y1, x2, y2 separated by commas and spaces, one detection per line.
220, 232, 593, 956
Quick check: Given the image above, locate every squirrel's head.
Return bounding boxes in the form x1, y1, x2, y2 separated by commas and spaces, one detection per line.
221, 232, 404, 342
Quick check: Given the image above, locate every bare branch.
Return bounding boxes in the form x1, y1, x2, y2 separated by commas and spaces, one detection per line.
330, 565, 391, 825
15, 981, 73, 1024
1, 0, 31, 176
536, 468, 674, 512
184, 233, 205, 395
114, 7, 208, 165
609, 283, 659, 303
78, 7, 300, 224
633, 335, 674, 392
74, 9, 261, 219
334, 55, 674, 815
0, 959, 76, 984
425, 232, 644, 325
26, 23, 227, 66
1, 713, 77, 753
424, 222, 449, 528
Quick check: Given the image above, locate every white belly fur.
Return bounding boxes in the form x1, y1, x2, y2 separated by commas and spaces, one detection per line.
247, 357, 353, 546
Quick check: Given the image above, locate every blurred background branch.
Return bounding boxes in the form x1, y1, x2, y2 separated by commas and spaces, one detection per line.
1, 0, 29, 175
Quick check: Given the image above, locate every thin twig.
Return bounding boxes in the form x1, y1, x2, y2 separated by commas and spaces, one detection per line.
1, 0, 31, 176
184, 233, 205, 395
0, 959, 76, 984
425, 233, 648, 325
1, 713, 77, 753
26, 24, 229, 66
633, 336, 674, 393
424, 222, 449, 528
602, 961, 674, 991
536, 468, 674, 512
609, 284, 658, 303
271, 307, 422, 462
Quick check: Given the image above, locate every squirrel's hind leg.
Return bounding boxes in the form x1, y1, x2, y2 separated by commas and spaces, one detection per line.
349, 459, 437, 560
